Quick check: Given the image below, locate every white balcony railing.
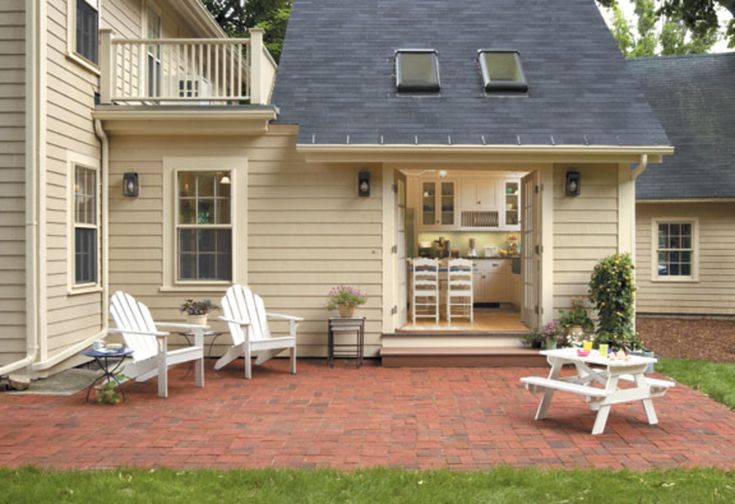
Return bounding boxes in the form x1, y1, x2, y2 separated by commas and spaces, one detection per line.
99, 28, 275, 106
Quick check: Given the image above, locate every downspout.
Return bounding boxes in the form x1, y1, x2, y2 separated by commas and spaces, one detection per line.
632, 154, 648, 180
0, 0, 43, 377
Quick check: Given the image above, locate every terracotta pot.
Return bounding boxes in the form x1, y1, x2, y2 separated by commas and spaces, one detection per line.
188, 314, 208, 326
338, 305, 355, 319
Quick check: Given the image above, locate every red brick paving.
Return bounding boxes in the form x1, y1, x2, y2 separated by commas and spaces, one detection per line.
1, 360, 734, 470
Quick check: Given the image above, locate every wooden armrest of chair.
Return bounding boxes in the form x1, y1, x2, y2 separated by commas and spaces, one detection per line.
218, 316, 251, 326
267, 312, 304, 322
108, 328, 169, 338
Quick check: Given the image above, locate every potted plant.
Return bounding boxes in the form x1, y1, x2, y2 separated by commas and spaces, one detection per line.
558, 297, 594, 345
540, 319, 562, 350
94, 375, 125, 405
326, 285, 367, 318
522, 330, 544, 349
179, 299, 218, 326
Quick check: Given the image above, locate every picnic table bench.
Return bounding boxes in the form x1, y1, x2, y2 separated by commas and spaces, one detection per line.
521, 348, 675, 435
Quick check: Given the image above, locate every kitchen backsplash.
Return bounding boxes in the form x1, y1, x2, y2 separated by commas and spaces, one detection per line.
417, 232, 517, 255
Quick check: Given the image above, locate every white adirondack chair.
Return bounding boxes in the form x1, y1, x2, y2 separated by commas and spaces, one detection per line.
109, 291, 206, 398
215, 284, 302, 379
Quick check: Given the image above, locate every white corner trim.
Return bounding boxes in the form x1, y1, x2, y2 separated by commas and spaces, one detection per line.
162, 156, 248, 289
650, 217, 700, 283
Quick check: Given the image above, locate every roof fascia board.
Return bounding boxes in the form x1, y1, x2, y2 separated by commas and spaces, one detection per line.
297, 144, 673, 164
93, 108, 277, 135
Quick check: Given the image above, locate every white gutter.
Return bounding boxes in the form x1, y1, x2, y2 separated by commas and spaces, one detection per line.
297, 144, 675, 156
632, 154, 649, 179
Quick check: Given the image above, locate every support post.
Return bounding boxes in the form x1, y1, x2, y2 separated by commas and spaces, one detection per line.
249, 27, 265, 104
99, 29, 114, 104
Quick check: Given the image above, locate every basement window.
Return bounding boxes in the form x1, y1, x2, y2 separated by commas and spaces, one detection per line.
395, 50, 440, 92
478, 50, 528, 92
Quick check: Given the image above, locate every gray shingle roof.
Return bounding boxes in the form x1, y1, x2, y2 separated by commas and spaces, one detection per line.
272, 0, 669, 148
627, 53, 735, 200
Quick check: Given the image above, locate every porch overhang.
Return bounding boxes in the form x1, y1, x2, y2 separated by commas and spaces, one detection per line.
93, 106, 278, 136
296, 144, 674, 165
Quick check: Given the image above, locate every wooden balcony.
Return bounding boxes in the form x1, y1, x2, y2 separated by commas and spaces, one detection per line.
99, 27, 276, 106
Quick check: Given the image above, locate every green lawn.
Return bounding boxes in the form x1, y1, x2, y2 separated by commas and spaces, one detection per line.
1, 467, 734, 504
657, 358, 735, 409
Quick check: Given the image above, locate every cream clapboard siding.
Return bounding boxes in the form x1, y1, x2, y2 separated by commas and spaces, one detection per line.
552, 164, 619, 314
636, 201, 735, 315
44, 0, 200, 356
107, 126, 384, 357
0, 0, 26, 364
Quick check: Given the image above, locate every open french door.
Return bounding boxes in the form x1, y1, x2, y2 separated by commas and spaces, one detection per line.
521, 171, 541, 330
393, 170, 408, 329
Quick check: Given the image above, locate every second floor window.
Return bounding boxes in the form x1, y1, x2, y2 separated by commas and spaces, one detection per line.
176, 172, 232, 282
76, 0, 99, 64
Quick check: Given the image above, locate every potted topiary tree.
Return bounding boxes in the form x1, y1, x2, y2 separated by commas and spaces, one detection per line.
588, 253, 653, 372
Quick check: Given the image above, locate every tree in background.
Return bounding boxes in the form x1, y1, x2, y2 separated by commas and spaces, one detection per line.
606, 0, 720, 56
599, 0, 734, 52
203, 0, 292, 61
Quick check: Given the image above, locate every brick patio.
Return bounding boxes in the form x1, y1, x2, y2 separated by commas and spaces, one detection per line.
1, 360, 734, 470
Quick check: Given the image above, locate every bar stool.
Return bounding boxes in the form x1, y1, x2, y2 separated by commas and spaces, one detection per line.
447, 258, 473, 325
412, 258, 439, 324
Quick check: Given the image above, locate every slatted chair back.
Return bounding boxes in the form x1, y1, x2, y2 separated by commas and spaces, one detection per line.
221, 284, 272, 345
448, 258, 473, 284
110, 291, 159, 362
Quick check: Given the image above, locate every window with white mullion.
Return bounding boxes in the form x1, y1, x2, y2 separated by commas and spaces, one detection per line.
176, 171, 232, 282
75, 0, 100, 64
74, 165, 99, 286
655, 221, 695, 279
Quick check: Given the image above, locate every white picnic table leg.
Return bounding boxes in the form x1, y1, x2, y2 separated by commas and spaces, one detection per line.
535, 357, 564, 420
591, 374, 619, 435
194, 329, 205, 388
634, 373, 658, 425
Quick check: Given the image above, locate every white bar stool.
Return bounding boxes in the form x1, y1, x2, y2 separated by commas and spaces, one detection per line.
447, 258, 473, 325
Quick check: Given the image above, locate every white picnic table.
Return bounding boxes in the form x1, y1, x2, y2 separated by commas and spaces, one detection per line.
521, 348, 675, 435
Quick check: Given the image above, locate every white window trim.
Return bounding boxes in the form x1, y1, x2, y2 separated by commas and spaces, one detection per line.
67, 152, 102, 295
66, 0, 102, 75
650, 217, 699, 283
162, 157, 248, 291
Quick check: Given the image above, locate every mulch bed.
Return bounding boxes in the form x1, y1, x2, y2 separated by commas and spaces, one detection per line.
637, 316, 735, 363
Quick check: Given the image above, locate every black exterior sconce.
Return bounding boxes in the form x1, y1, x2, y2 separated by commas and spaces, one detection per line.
565, 169, 581, 197
123, 172, 139, 198
358, 170, 371, 197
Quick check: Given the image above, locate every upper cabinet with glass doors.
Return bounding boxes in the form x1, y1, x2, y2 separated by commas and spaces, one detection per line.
420, 180, 456, 228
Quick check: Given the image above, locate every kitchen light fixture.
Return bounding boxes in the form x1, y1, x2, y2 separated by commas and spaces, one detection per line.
565, 169, 581, 197
358, 170, 371, 197
438, 169, 448, 178
219, 172, 231, 185
122, 172, 139, 198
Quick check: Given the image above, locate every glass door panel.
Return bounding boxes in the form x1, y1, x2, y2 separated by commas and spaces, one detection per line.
422, 182, 436, 226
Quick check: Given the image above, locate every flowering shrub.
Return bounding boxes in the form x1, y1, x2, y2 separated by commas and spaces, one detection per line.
326, 286, 367, 310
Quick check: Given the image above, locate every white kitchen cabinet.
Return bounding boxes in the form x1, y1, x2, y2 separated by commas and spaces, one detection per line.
419, 179, 456, 229
473, 260, 510, 303
460, 179, 499, 211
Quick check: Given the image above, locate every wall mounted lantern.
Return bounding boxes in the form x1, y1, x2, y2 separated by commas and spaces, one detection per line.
565, 169, 581, 197
122, 172, 139, 198
358, 170, 371, 197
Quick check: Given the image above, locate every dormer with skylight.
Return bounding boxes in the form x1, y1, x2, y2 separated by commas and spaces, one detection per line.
395, 49, 441, 93
478, 50, 528, 93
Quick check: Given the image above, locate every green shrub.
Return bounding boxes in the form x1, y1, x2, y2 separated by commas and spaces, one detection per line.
588, 253, 643, 350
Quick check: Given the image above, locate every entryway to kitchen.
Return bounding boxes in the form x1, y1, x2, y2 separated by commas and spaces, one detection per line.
389, 167, 541, 336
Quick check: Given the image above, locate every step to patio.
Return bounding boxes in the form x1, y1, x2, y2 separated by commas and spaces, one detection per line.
380, 347, 547, 368
382, 331, 528, 350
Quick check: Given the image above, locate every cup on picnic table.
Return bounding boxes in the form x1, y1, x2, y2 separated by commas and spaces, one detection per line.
598, 344, 609, 358
583, 340, 593, 352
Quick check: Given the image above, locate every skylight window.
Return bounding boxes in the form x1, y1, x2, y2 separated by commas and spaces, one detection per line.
478, 50, 528, 92
395, 49, 440, 93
